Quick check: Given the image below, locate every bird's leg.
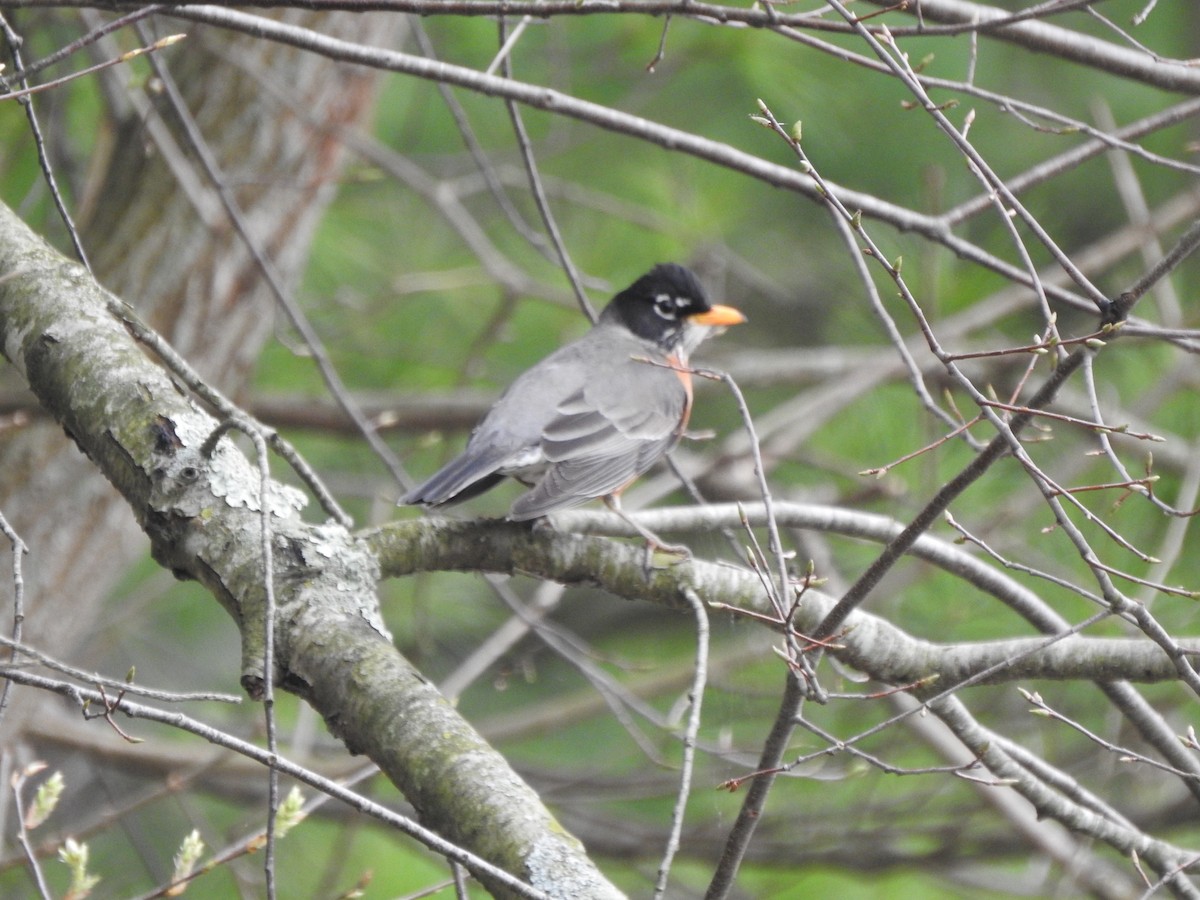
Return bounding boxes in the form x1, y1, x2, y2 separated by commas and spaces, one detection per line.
603, 495, 691, 566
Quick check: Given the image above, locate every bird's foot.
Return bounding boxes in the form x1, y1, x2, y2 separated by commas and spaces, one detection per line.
640, 537, 691, 575
525, 516, 551, 533
602, 495, 691, 573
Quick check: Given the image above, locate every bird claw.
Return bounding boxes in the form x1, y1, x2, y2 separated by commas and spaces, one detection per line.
640, 538, 692, 575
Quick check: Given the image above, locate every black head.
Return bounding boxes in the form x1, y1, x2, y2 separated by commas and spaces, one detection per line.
602, 263, 746, 352
602, 263, 714, 348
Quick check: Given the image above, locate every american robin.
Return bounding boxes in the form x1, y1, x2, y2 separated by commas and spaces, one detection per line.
401, 263, 745, 523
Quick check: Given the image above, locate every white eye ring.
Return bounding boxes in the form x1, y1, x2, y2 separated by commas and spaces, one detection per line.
653, 294, 678, 319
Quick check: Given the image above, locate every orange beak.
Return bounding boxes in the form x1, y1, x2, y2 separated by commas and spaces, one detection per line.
689, 304, 747, 326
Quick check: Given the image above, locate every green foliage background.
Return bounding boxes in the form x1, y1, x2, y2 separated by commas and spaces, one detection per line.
2, 2, 1199, 897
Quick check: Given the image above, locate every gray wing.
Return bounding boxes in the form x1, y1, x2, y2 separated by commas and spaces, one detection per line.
402, 345, 590, 507
508, 355, 687, 520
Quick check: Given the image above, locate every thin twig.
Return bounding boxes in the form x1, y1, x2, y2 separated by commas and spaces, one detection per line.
249, 422, 281, 899
704, 670, 805, 900
5, 5, 164, 82
823, 162, 965, 437
161, 5, 1099, 315
198, 417, 281, 895
411, 21, 553, 258
0, 634, 242, 703
0, 12, 91, 272
0, 510, 28, 727
1021, 689, 1200, 782
817, 349, 1087, 643
135, 20, 410, 491
1122, 216, 1200, 308
646, 13, 672, 72
10, 766, 52, 900
835, 2, 1109, 313
498, 18, 596, 323
653, 585, 709, 899
0, 33, 184, 102
3, 667, 555, 900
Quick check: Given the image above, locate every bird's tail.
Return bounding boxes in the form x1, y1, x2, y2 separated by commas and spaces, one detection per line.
400, 450, 508, 508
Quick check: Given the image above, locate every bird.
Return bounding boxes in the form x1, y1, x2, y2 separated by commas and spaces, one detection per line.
401, 263, 745, 528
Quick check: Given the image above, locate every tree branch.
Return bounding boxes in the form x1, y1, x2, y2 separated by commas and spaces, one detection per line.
153, 5, 1098, 313
372, 516, 1200, 687
0, 200, 624, 900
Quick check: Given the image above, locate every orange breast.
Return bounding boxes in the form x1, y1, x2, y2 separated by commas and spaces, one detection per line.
665, 352, 694, 436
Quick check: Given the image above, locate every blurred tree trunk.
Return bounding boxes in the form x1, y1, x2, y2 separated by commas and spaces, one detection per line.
0, 10, 401, 737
